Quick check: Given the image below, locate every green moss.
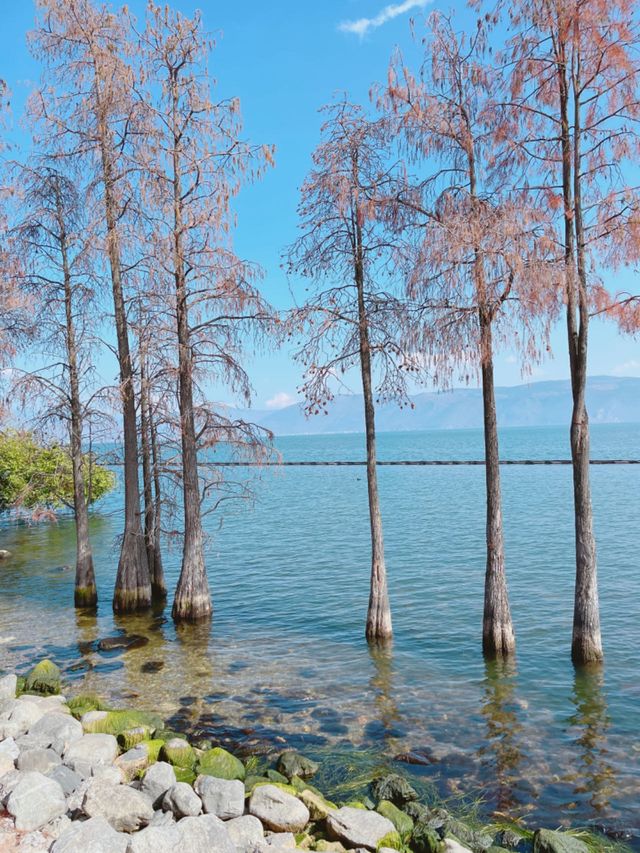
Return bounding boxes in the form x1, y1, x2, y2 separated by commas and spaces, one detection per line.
377, 800, 413, 836
266, 768, 290, 784
173, 766, 197, 785
67, 694, 110, 719
140, 739, 165, 763
376, 830, 404, 851
82, 709, 162, 736
117, 725, 155, 750
343, 800, 368, 810
248, 779, 298, 796
74, 586, 97, 608
159, 738, 196, 769
244, 775, 272, 795
24, 659, 61, 695
15, 676, 26, 697
196, 746, 245, 781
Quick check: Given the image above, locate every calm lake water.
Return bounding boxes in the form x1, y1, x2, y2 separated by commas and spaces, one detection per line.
0, 424, 639, 841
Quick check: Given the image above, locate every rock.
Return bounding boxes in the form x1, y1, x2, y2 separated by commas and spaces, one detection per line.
371, 773, 418, 806
81, 709, 162, 737
6, 770, 66, 831
266, 831, 297, 847
140, 761, 176, 807
45, 814, 72, 840
0, 549, 11, 559
0, 674, 17, 700
249, 784, 310, 833
226, 814, 265, 847
3, 698, 48, 735
115, 744, 150, 782
315, 843, 347, 852
24, 660, 61, 695
92, 764, 125, 783
159, 737, 195, 769
98, 635, 149, 652
194, 773, 244, 819
118, 726, 155, 751
29, 712, 82, 752
377, 799, 413, 835
64, 732, 118, 768
404, 801, 432, 822
196, 745, 245, 780
444, 818, 493, 851
51, 815, 129, 852
326, 806, 396, 851
0, 751, 14, 777
162, 781, 201, 818
0, 735, 20, 760
47, 764, 83, 796
299, 788, 335, 820
412, 823, 446, 853
176, 814, 236, 852
126, 824, 183, 853
444, 841, 474, 853
276, 750, 319, 780
83, 778, 154, 832
0, 768, 21, 805
17, 748, 61, 774
533, 830, 589, 853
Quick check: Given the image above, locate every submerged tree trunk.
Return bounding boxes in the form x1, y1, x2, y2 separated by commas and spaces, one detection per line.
169, 73, 211, 623
95, 114, 150, 613
354, 199, 392, 644
59, 205, 96, 609
568, 73, 602, 664
480, 312, 515, 657
140, 358, 165, 599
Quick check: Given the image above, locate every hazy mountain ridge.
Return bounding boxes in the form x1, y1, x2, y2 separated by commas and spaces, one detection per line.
243, 376, 640, 435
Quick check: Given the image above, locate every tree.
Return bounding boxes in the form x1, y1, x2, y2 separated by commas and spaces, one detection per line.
383, 13, 557, 656
503, 0, 640, 663
287, 101, 415, 644
9, 164, 108, 606
0, 430, 114, 515
136, 3, 274, 622
30, 0, 151, 612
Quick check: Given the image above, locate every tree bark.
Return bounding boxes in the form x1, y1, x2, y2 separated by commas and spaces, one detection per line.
353, 185, 392, 644
58, 198, 96, 609
168, 68, 211, 623
140, 357, 165, 599
480, 313, 515, 657
149, 394, 166, 598
95, 105, 151, 613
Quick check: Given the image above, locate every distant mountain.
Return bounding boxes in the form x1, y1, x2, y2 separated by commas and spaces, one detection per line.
243, 376, 640, 435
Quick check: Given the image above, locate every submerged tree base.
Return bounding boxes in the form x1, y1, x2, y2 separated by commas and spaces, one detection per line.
113, 585, 152, 614
74, 585, 97, 609
571, 631, 604, 666
482, 621, 516, 659
113, 531, 152, 614
172, 592, 212, 623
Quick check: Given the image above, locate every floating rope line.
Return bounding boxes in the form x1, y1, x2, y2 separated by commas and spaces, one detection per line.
206, 459, 640, 466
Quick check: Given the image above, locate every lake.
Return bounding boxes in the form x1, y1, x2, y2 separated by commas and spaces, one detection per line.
0, 424, 639, 842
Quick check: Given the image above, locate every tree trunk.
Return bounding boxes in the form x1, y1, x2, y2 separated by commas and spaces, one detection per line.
169, 70, 211, 623
353, 191, 392, 644
149, 396, 166, 598
140, 357, 165, 599
480, 313, 515, 657
569, 67, 602, 664
96, 113, 151, 613
59, 203, 96, 609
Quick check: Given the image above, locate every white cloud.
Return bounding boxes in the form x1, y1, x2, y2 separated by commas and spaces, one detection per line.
265, 392, 297, 410
338, 0, 431, 37
612, 359, 640, 376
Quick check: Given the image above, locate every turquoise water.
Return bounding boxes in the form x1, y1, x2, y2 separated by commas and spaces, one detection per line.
0, 424, 639, 840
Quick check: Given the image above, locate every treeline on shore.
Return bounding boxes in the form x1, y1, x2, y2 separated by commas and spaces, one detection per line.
0, 0, 639, 667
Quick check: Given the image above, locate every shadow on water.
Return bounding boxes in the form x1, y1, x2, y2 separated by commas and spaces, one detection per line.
478, 657, 524, 815
567, 664, 616, 817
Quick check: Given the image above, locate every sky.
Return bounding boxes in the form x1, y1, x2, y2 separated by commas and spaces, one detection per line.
2, 0, 639, 413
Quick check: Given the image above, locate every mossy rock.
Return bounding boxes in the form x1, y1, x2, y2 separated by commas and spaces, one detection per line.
412, 823, 445, 853
298, 788, 337, 820
377, 800, 413, 836
117, 725, 155, 751
244, 775, 272, 795
266, 768, 290, 784
15, 675, 26, 697
248, 779, 297, 796
24, 660, 61, 695
197, 746, 245, 781
140, 738, 164, 763
343, 800, 368, 810
82, 709, 162, 737
533, 830, 589, 853
376, 831, 404, 851
173, 766, 197, 785
372, 774, 418, 808
276, 750, 319, 780
403, 802, 431, 823
159, 738, 196, 769
444, 819, 493, 852
315, 842, 347, 852
67, 694, 110, 719
152, 729, 184, 743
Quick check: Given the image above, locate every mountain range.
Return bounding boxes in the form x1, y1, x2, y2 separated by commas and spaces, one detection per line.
240, 376, 640, 435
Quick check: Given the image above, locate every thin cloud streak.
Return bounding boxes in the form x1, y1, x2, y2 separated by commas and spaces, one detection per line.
338, 0, 431, 38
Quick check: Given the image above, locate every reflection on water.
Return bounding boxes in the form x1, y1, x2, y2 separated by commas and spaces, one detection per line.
479, 658, 524, 816
567, 665, 616, 815
368, 643, 401, 752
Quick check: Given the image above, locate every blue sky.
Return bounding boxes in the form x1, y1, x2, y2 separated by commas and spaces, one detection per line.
2, 0, 639, 412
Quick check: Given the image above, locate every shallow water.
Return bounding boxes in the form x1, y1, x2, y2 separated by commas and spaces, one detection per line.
0, 424, 639, 841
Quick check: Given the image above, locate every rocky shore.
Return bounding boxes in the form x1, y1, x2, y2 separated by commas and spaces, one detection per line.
0, 660, 626, 853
